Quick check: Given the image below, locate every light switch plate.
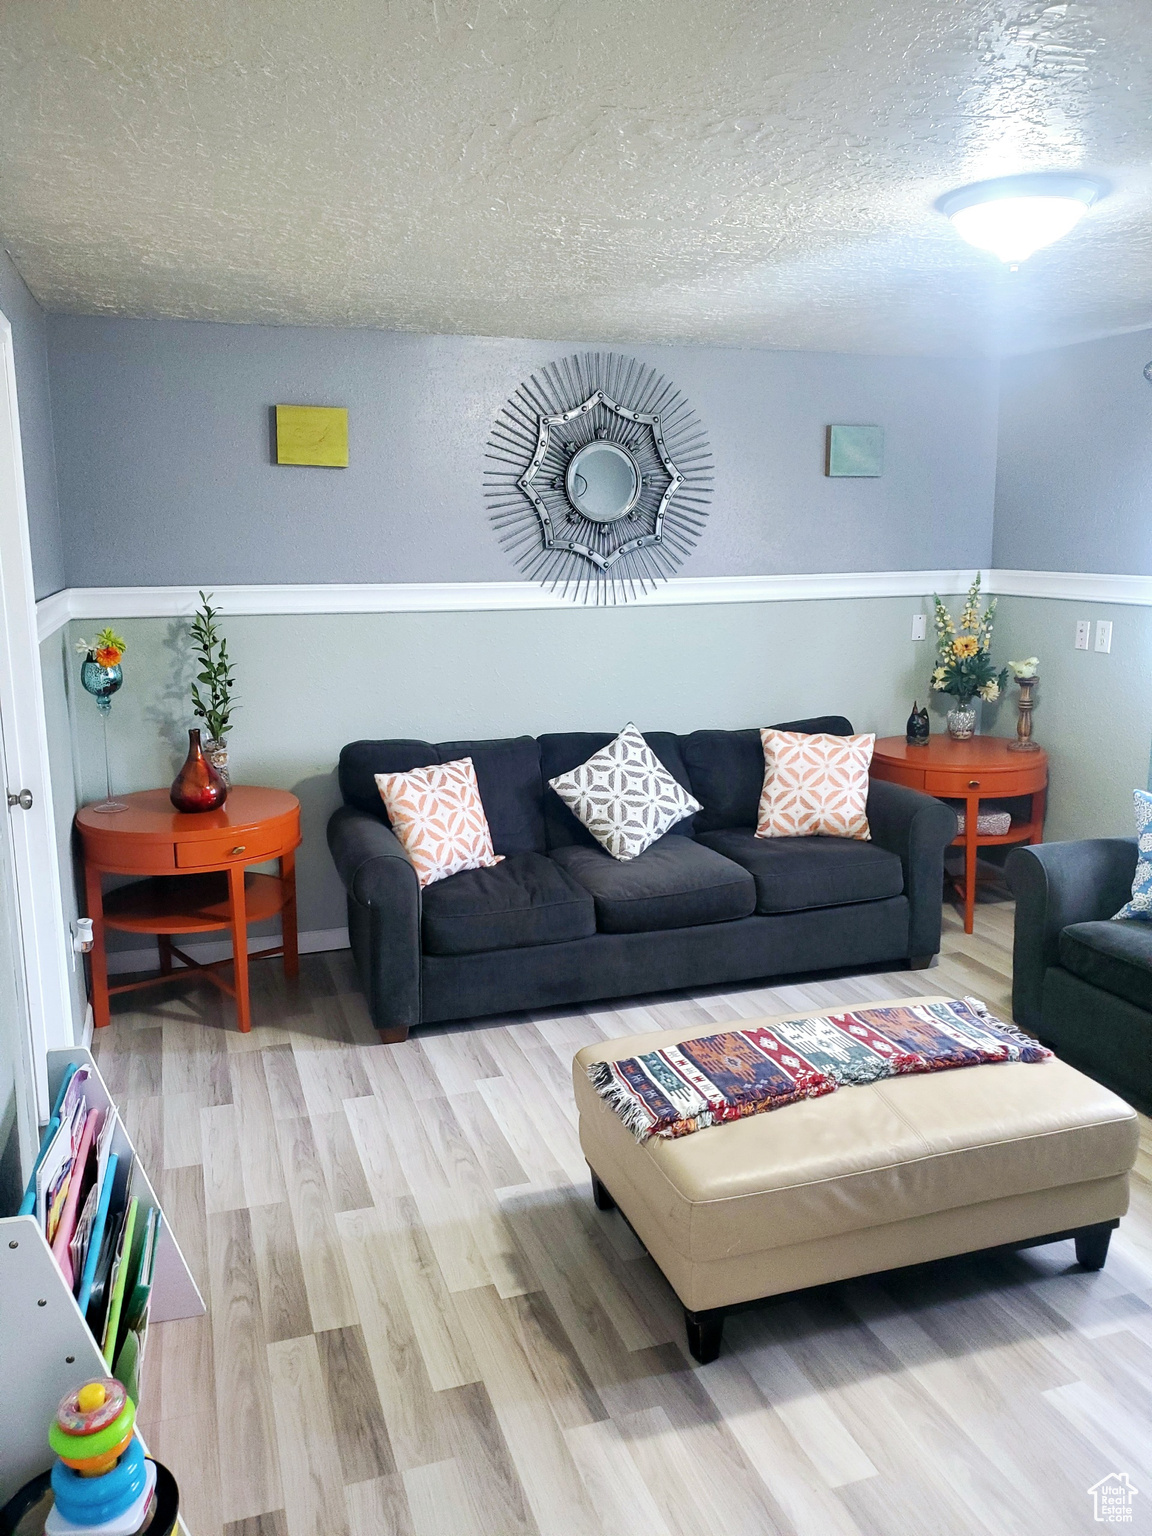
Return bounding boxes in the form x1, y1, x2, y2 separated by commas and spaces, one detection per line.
911, 614, 927, 641
1095, 619, 1113, 654
1075, 620, 1091, 650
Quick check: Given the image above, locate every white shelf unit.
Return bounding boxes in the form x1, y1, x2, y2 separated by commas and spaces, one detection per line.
0, 1046, 205, 1508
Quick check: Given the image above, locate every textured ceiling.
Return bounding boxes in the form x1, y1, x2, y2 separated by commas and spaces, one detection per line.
0, 0, 1149, 354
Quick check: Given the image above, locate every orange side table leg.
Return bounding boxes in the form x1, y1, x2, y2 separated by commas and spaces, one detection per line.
228, 864, 252, 1032
84, 860, 111, 1029
281, 849, 299, 981
1029, 786, 1048, 844
963, 791, 979, 935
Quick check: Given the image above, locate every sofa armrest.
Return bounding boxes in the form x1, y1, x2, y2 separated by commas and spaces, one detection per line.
327, 805, 421, 1038
1006, 838, 1138, 1032
866, 778, 958, 960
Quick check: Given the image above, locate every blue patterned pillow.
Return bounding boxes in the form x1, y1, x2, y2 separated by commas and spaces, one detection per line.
1112, 789, 1152, 921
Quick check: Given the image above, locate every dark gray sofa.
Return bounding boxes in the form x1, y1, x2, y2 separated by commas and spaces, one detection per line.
327, 716, 958, 1041
1008, 838, 1150, 1106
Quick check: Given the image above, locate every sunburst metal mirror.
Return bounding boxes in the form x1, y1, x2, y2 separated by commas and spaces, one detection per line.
486, 353, 713, 603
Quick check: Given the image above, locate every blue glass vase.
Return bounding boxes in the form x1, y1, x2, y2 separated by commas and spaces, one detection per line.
80, 659, 127, 811
80, 659, 122, 712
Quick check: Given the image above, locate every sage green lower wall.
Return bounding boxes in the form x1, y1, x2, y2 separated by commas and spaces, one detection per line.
52, 591, 1148, 966
986, 595, 1152, 845
61, 597, 951, 950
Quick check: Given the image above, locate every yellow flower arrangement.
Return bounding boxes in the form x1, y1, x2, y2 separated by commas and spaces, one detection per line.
930, 575, 1007, 706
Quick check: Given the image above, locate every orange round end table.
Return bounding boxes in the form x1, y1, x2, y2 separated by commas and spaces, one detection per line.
869, 736, 1048, 935
76, 786, 301, 1033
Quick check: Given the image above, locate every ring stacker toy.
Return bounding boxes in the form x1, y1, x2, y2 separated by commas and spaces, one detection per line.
45, 1379, 156, 1535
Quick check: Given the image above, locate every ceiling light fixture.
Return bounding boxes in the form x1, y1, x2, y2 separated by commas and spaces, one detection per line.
938, 172, 1105, 269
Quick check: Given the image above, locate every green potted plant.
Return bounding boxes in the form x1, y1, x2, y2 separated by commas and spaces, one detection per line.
190, 592, 238, 782
930, 574, 1007, 740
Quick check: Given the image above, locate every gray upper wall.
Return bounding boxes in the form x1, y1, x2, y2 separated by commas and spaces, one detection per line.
994, 327, 1152, 576
46, 316, 999, 588
0, 249, 63, 598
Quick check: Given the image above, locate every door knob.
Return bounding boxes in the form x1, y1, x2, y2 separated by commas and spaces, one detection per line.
6, 789, 32, 810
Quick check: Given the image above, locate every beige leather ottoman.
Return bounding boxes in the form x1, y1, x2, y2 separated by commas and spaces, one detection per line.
573, 996, 1139, 1362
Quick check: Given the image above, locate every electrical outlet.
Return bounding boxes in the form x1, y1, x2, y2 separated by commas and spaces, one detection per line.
911, 614, 927, 641
70, 917, 93, 969
1095, 619, 1113, 654
1075, 620, 1091, 650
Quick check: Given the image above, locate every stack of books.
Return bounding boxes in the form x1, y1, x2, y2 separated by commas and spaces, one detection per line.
18, 1062, 160, 1399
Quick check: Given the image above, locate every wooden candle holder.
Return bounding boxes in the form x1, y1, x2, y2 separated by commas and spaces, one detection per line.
1007, 675, 1041, 753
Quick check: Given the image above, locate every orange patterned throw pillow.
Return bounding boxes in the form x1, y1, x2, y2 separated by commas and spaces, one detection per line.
374, 758, 504, 888
756, 729, 875, 841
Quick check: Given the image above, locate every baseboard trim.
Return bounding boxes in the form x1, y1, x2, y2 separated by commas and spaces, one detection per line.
104, 925, 350, 977
80, 1002, 94, 1049
36, 567, 1152, 641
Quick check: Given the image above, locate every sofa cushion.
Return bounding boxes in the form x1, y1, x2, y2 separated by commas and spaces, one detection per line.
1060, 920, 1152, 1014
436, 737, 546, 854
421, 852, 596, 956
756, 729, 875, 841
1110, 787, 1152, 921
540, 731, 696, 850
680, 717, 854, 833
548, 723, 702, 861
375, 757, 503, 888
339, 739, 439, 818
338, 736, 546, 854
697, 826, 903, 913
551, 835, 755, 934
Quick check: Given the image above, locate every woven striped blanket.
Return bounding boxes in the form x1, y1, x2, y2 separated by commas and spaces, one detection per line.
587, 997, 1051, 1141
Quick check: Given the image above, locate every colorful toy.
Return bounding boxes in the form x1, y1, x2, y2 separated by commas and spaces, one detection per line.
45, 1379, 156, 1535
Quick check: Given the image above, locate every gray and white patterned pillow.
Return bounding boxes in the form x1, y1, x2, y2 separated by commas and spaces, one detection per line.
548, 723, 702, 861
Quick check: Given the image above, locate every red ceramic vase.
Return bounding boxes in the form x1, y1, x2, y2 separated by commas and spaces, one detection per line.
170, 727, 228, 813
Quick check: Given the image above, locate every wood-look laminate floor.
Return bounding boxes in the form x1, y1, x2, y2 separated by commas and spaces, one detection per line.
93, 891, 1152, 1536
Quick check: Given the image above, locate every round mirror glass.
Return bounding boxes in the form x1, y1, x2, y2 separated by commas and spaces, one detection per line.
565, 441, 641, 524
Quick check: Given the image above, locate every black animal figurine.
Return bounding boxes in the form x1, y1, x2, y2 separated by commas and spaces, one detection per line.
906, 702, 930, 745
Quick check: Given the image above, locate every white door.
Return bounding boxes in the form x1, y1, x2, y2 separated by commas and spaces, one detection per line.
0, 699, 37, 1207
0, 308, 77, 1136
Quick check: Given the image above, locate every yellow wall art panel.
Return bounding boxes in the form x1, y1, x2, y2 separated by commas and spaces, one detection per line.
275, 404, 349, 467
